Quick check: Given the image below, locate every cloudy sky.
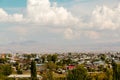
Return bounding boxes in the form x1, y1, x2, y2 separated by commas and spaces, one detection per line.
0, 0, 120, 53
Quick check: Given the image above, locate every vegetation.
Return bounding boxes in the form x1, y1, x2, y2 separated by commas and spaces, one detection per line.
0, 64, 12, 76
67, 65, 88, 80
104, 68, 113, 80
112, 60, 120, 80
31, 60, 37, 80
47, 54, 58, 63
0, 64, 13, 80
46, 61, 57, 70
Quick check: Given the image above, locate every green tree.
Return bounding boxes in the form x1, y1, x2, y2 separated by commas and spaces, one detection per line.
67, 65, 88, 80
31, 60, 37, 80
51, 54, 57, 63
99, 54, 106, 61
0, 74, 6, 80
104, 68, 113, 80
117, 63, 120, 80
0, 58, 7, 63
47, 55, 52, 62
47, 54, 58, 63
98, 65, 104, 71
46, 61, 56, 70
41, 55, 46, 63
31, 54, 36, 58
62, 58, 72, 65
112, 60, 118, 80
87, 75, 96, 80
0, 64, 12, 76
17, 69, 23, 74
47, 70, 54, 80
111, 60, 120, 80
42, 70, 55, 80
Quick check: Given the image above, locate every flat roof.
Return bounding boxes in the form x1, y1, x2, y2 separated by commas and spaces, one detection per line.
8, 75, 42, 78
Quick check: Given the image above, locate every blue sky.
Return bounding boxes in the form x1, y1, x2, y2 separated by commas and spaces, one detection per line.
0, 0, 26, 8
0, 0, 112, 8
0, 0, 73, 7
0, 0, 120, 53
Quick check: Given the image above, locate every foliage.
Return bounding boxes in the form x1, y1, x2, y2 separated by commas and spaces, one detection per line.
51, 54, 58, 63
17, 78, 29, 80
117, 64, 120, 80
46, 61, 57, 70
0, 74, 7, 80
5, 78, 15, 80
31, 60, 37, 80
112, 60, 118, 80
104, 68, 113, 80
54, 77, 66, 80
17, 69, 23, 74
98, 65, 104, 71
67, 65, 88, 80
0, 64, 12, 76
42, 71, 53, 80
47, 54, 58, 63
31, 54, 36, 58
87, 75, 96, 80
95, 73, 107, 80
0, 58, 7, 63
41, 55, 46, 63
47, 70, 54, 80
100, 54, 106, 61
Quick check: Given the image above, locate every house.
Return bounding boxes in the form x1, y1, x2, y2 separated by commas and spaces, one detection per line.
8, 74, 42, 80
93, 61, 105, 66
36, 64, 46, 73
66, 65, 75, 70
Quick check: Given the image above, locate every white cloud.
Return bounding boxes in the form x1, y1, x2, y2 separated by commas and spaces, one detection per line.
85, 31, 100, 39
26, 0, 78, 25
0, 0, 120, 41
0, 8, 8, 22
0, 0, 78, 25
9, 27, 28, 36
0, 8, 24, 22
0, 0, 80, 40
64, 28, 74, 39
63, 3, 120, 40
91, 4, 120, 30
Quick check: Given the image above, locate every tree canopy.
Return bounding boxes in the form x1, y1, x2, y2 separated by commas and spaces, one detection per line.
67, 65, 88, 80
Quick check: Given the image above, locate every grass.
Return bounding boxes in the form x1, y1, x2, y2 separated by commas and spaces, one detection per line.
53, 72, 66, 78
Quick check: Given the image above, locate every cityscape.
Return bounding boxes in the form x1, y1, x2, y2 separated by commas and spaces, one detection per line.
0, 52, 120, 80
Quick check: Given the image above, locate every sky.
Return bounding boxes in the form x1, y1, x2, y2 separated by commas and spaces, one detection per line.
0, 0, 120, 53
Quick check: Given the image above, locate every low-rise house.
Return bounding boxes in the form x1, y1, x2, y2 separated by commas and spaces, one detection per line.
66, 65, 75, 70
8, 74, 42, 80
93, 61, 105, 66
36, 64, 46, 73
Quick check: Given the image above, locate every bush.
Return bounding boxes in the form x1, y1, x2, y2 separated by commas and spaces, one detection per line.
0, 64, 12, 76
17, 69, 23, 74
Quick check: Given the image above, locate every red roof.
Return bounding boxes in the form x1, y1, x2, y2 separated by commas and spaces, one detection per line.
67, 65, 75, 70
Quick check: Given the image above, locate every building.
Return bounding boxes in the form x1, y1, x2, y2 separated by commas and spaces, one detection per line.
8, 74, 42, 80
